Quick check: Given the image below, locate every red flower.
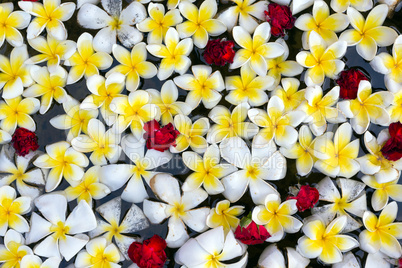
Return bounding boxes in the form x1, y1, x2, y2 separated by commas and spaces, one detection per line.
128, 235, 167, 268
287, 185, 319, 212
381, 122, 402, 161
11, 128, 39, 157
234, 213, 270, 245
264, 3, 295, 37
399, 258, 402, 268
336, 68, 369, 99
203, 39, 235, 66
143, 120, 180, 152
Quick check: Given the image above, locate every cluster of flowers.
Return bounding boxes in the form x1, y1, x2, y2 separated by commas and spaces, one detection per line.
0, 0, 401, 267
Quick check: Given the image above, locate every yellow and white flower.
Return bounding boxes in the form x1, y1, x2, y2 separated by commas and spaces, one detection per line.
144, 173, 209, 248
330, 0, 373, 12
176, 0, 226, 48
339, 81, 392, 134
217, 0, 267, 33
0, 230, 33, 268
64, 32, 113, 85
77, 0, 147, 53
297, 216, 359, 264
26, 194, 96, 261
388, 90, 402, 122
182, 144, 237, 194
295, 0, 349, 49
75, 237, 123, 267
33, 141, 89, 192
174, 65, 225, 109
207, 102, 259, 144
171, 114, 209, 154
21, 256, 61, 268
371, 35, 402, 92
106, 43, 157, 91
0, 45, 33, 99
231, 22, 285, 76
166, 0, 195, 10
296, 31, 347, 86
64, 166, 111, 206
137, 3, 183, 44
258, 245, 310, 268
359, 201, 402, 258
253, 194, 302, 242
147, 80, 192, 125
248, 96, 305, 148
225, 65, 273, 106
0, 130, 11, 145
147, 27, 193, 80
0, 96, 39, 134
23, 66, 68, 114
71, 119, 122, 166
339, 4, 398, 61
0, 3, 30, 47
0, 186, 31, 235
27, 35, 76, 73
272, 78, 305, 112
362, 175, 402, 211
18, 0, 75, 40
206, 200, 244, 234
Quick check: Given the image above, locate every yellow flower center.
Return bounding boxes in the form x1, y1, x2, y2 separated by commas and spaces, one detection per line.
246, 164, 260, 180
50, 221, 70, 240
110, 17, 122, 30
171, 202, 186, 218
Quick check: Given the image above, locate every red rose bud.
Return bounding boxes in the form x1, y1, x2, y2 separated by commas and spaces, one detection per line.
203, 39, 235, 66
11, 128, 39, 157
264, 3, 295, 37
381, 122, 402, 161
128, 235, 167, 268
234, 213, 270, 245
336, 68, 369, 99
287, 185, 319, 212
143, 120, 179, 152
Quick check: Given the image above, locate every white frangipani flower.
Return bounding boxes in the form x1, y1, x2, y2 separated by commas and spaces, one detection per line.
206, 200, 244, 234
171, 115, 209, 154
272, 78, 305, 112
20, 256, 61, 268
330, 0, 373, 12
77, 0, 147, 53
26, 194, 97, 261
144, 173, 209, 248
362, 175, 402, 212
0, 229, 33, 267
219, 137, 284, 204
0, 3, 30, 48
258, 244, 310, 268
175, 227, 248, 268
75, 237, 123, 267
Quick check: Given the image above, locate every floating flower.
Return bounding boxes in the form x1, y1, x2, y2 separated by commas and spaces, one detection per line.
381, 122, 402, 161
264, 3, 295, 37
339, 4, 398, 61
23, 66, 68, 114
297, 215, 359, 264
248, 96, 305, 147
253, 193, 302, 242
295, 0, 349, 49
296, 31, 347, 86
0, 3, 30, 47
230, 22, 285, 76
64, 32, 113, 85
25, 194, 97, 261
217, 0, 267, 33
146, 27, 193, 80
220, 137, 285, 204
20, 256, 61, 268
128, 235, 167, 268
234, 213, 271, 245
143, 119, 179, 152
77, 0, 147, 53
146, 80, 192, 125
258, 245, 310, 268
0, 130, 11, 145
144, 173, 209, 248
336, 68, 369, 99
206, 200, 244, 234
207, 102, 259, 144
166, 0, 195, 10
75, 237, 123, 268
175, 227, 248, 268
312, 177, 367, 232
313, 123, 360, 178
106, 43, 157, 92
0, 45, 33, 100
0, 230, 33, 267
64, 166, 111, 206
361, 175, 402, 211
170, 115, 209, 153
18, 0, 75, 40
176, 0, 226, 48
137, 3, 183, 44
330, 0, 373, 12
182, 144, 237, 194
33, 141, 89, 192
203, 39, 235, 66
0, 185, 31, 236
287, 185, 319, 212
225, 65, 273, 106
11, 128, 39, 157
0, 96, 39, 134
174, 65, 225, 109
359, 201, 402, 258
388, 90, 402, 123
272, 78, 305, 112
